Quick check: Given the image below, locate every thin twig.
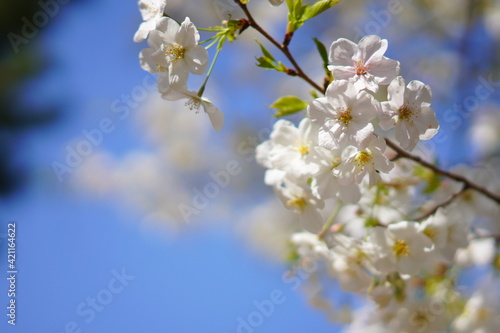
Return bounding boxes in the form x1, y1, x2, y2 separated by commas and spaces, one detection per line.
235, 1, 325, 94
415, 184, 469, 221
385, 138, 500, 205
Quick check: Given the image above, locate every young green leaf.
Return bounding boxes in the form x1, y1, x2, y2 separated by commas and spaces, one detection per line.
256, 56, 277, 70
269, 95, 309, 117
287, 0, 340, 32
313, 37, 329, 70
255, 40, 276, 62
302, 0, 340, 21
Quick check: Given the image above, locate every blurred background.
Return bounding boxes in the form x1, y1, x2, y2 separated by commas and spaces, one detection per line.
0, 0, 499, 332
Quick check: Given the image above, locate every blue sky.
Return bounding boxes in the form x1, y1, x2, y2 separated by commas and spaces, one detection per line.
0, 1, 343, 332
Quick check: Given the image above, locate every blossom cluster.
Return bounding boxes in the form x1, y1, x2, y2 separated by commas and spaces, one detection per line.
257, 34, 439, 232
256, 35, 500, 331
134, 0, 224, 131
132, 1, 500, 332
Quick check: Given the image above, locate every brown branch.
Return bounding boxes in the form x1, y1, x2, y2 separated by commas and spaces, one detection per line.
415, 184, 468, 221
234, 1, 325, 94
385, 138, 500, 205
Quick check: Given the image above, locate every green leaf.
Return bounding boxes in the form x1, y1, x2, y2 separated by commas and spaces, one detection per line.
302, 0, 340, 21
313, 38, 328, 66
292, 0, 308, 19
269, 95, 309, 117
256, 56, 277, 69
255, 40, 275, 62
287, 0, 340, 32
275, 61, 288, 73
313, 37, 331, 76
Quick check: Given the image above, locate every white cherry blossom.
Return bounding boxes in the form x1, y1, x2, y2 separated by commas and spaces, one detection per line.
369, 221, 434, 276
328, 35, 400, 92
134, 0, 167, 43
308, 80, 380, 150
335, 136, 393, 186
379, 76, 439, 151
291, 232, 330, 259
419, 207, 470, 263
275, 177, 325, 232
256, 118, 321, 184
140, 17, 208, 87
162, 87, 224, 131
310, 146, 361, 203
329, 234, 376, 293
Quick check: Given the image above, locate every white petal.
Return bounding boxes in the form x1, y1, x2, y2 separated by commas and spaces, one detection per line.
185, 45, 208, 74
397, 256, 419, 275
134, 20, 156, 42
176, 17, 199, 47
338, 183, 361, 203
358, 35, 387, 62
202, 99, 224, 131
354, 123, 374, 148
330, 66, 356, 80
300, 207, 324, 233
405, 80, 432, 106
388, 221, 419, 239
386, 76, 405, 107
368, 57, 400, 84
395, 120, 412, 150
270, 120, 298, 146
168, 62, 189, 88
307, 98, 330, 124
329, 38, 357, 66
318, 126, 339, 150
139, 48, 157, 73
418, 108, 439, 140
160, 84, 190, 101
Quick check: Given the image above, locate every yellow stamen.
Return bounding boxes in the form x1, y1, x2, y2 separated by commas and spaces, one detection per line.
156, 64, 168, 72
286, 197, 307, 214
185, 98, 201, 112
338, 108, 353, 126
165, 45, 185, 63
355, 60, 367, 75
331, 157, 341, 170
398, 105, 414, 121
298, 145, 309, 156
423, 227, 437, 240
356, 151, 372, 167
393, 239, 410, 257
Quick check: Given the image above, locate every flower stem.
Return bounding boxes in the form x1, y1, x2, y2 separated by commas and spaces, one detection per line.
198, 38, 224, 97
234, 1, 325, 94
318, 201, 343, 240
